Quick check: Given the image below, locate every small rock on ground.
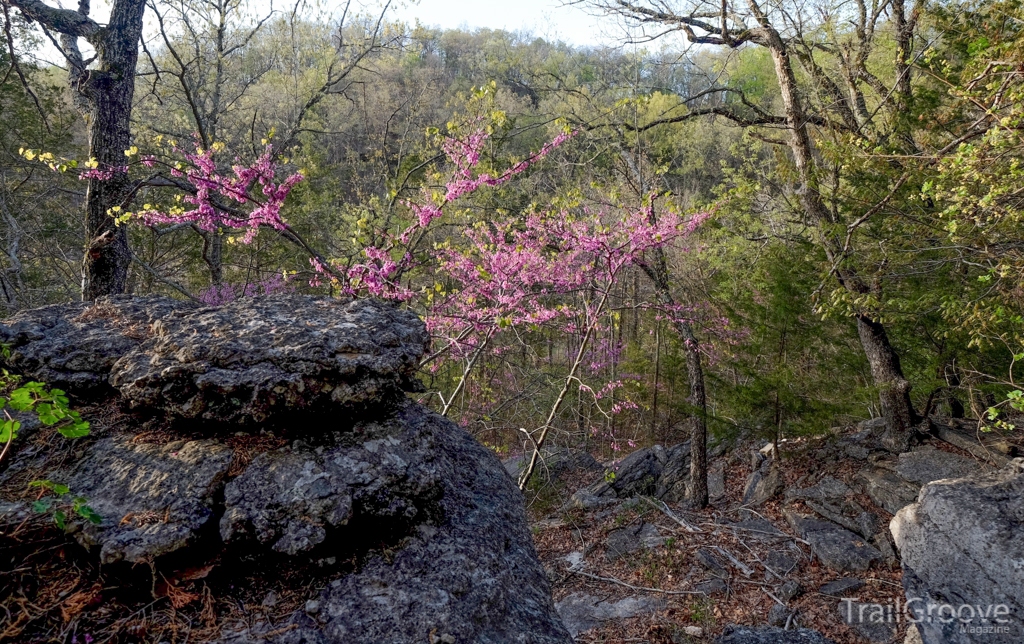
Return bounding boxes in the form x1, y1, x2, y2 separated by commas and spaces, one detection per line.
785, 508, 882, 573
554, 593, 667, 637
605, 522, 666, 561
818, 578, 865, 596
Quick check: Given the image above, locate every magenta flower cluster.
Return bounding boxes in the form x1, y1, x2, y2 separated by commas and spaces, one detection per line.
137, 140, 303, 243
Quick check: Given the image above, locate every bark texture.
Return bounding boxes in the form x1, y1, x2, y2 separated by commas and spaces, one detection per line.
8, 0, 144, 299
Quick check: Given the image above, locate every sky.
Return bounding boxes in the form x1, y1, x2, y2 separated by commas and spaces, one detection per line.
385, 0, 624, 47
27, 0, 648, 66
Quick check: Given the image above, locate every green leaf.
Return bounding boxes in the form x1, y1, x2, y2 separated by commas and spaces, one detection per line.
32, 499, 52, 513
58, 424, 90, 439
77, 504, 102, 525
53, 510, 66, 530
0, 420, 19, 443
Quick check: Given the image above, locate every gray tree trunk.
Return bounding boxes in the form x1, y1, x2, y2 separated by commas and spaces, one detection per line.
8, 0, 145, 299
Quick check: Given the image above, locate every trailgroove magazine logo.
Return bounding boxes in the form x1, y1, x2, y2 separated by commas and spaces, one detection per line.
840, 598, 1014, 634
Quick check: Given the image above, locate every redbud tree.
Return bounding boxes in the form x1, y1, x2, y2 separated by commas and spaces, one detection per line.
25, 115, 709, 489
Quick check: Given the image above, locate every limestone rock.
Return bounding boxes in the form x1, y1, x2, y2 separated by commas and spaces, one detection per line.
895, 447, 989, 485
0, 296, 184, 394
253, 404, 572, 643
68, 437, 233, 564
220, 423, 442, 555
0, 295, 430, 423
859, 466, 920, 515
764, 549, 801, 575
555, 593, 667, 637
785, 508, 882, 573
785, 476, 853, 503
818, 577, 864, 596
0, 297, 571, 644
708, 461, 727, 503
695, 547, 730, 578
112, 296, 429, 423
605, 522, 665, 562
767, 603, 794, 627
655, 441, 693, 502
742, 459, 784, 506
779, 580, 803, 602
890, 460, 1024, 644
836, 601, 898, 643
504, 447, 602, 483
585, 442, 691, 501
695, 578, 729, 595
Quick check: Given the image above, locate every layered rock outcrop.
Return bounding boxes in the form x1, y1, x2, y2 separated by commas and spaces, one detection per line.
1, 295, 429, 422
890, 459, 1024, 644
0, 296, 570, 644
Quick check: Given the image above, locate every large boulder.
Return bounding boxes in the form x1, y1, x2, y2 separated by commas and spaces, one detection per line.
890, 459, 1024, 644
0, 296, 570, 644
584, 442, 691, 501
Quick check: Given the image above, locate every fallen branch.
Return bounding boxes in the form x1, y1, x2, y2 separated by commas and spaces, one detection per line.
568, 568, 707, 595
643, 497, 702, 533
710, 521, 811, 546
713, 545, 754, 578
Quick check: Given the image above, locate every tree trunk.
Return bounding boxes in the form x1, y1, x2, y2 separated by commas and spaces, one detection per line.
79, 0, 145, 299
674, 317, 708, 508
765, 32, 919, 451
856, 314, 918, 451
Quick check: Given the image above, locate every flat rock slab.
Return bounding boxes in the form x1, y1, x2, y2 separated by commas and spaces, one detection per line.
891, 461, 1024, 644
859, 467, 920, 515
786, 476, 854, 503
714, 625, 837, 643
69, 437, 233, 564
764, 549, 801, 575
785, 508, 882, 573
220, 425, 440, 555
727, 516, 789, 541
112, 296, 429, 423
819, 577, 865, 596
555, 593, 667, 637
696, 547, 730, 578
1, 295, 430, 424
605, 522, 665, 561
896, 448, 989, 485
0, 297, 183, 393
695, 578, 729, 595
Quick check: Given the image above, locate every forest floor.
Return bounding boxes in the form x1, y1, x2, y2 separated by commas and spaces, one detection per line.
524, 427, 1005, 644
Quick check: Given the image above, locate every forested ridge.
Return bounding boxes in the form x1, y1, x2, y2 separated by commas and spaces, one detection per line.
1, 1, 1023, 640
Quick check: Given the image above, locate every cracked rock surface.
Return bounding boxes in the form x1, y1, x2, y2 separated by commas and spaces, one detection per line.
0, 295, 570, 644
891, 460, 1024, 644
0, 295, 429, 423
69, 437, 234, 564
